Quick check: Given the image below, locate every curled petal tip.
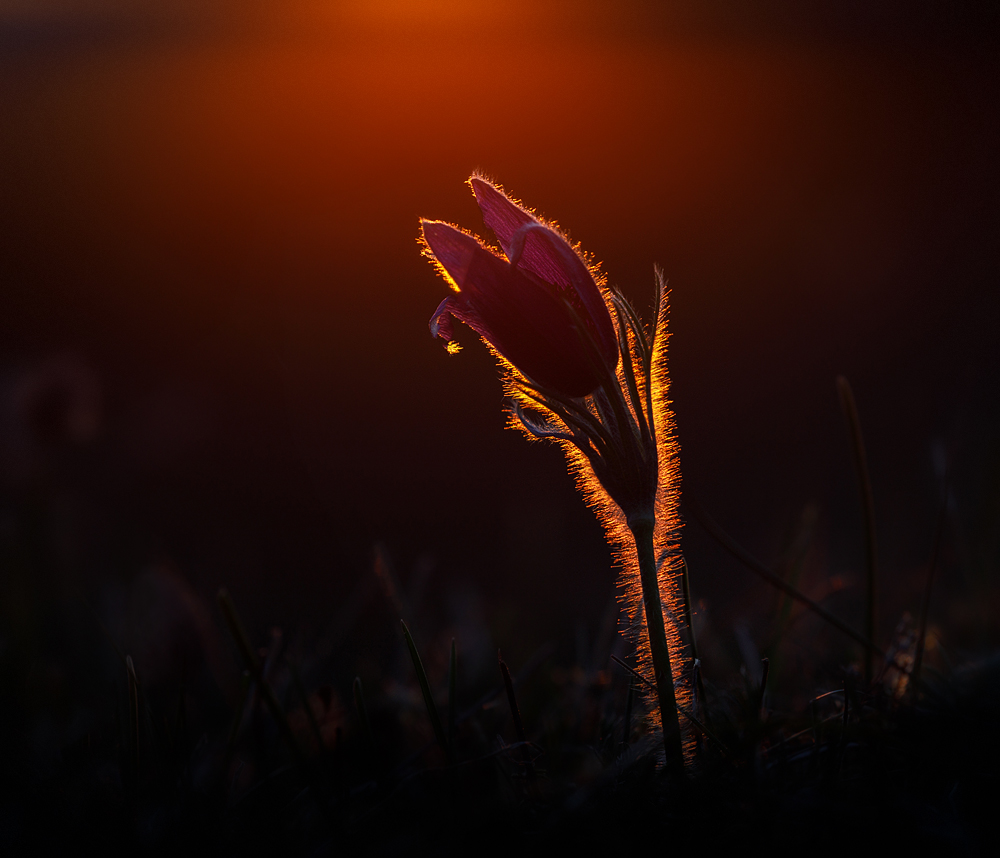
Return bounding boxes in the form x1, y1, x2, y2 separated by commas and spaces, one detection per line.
429, 295, 453, 339
429, 298, 463, 355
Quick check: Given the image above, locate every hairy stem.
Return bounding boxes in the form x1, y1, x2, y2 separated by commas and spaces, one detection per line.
629, 515, 684, 773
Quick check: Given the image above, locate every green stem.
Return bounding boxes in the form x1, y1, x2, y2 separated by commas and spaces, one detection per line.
629, 516, 684, 773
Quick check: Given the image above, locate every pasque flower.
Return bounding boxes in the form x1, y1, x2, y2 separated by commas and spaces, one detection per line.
423, 177, 618, 398
422, 177, 691, 771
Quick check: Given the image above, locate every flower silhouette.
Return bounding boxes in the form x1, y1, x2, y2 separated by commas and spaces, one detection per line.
422, 177, 617, 398
422, 177, 690, 771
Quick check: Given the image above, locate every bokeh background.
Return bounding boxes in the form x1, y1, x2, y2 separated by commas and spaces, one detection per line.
2, 1, 998, 704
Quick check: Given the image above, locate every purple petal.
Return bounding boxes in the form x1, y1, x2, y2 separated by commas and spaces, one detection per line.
422, 218, 612, 397
469, 178, 618, 368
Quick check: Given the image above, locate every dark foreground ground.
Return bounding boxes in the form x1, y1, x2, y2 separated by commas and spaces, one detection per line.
2, 566, 997, 856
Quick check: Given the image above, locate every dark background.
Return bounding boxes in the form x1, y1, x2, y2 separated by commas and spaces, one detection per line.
2, 2, 998, 695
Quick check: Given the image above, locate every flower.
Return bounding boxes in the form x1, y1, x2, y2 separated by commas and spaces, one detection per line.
422, 177, 618, 398
421, 178, 691, 770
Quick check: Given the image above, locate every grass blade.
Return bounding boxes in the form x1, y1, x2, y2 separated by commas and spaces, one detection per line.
837, 376, 878, 682
217, 589, 306, 770
757, 657, 770, 716
400, 620, 453, 765
498, 651, 526, 746
681, 557, 709, 726
125, 655, 140, 806
499, 651, 532, 770
448, 638, 457, 741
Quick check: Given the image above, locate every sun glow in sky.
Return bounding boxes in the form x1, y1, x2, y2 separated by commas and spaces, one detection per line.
2, 0, 997, 635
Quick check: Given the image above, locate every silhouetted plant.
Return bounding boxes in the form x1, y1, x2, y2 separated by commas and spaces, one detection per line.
422, 177, 690, 769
